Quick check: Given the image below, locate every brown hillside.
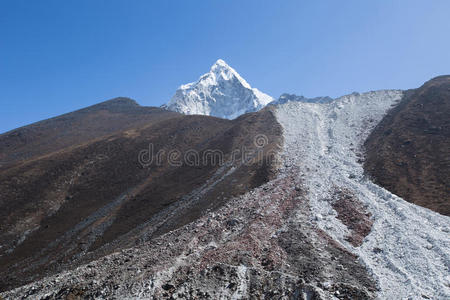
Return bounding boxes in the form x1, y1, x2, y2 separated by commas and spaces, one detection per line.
0, 100, 282, 292
364, 76, 450, 215
0, 97, 178, 170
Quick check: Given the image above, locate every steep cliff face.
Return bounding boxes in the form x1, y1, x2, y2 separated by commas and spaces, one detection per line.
166, 59, 273, 119
364, 76, 450, 216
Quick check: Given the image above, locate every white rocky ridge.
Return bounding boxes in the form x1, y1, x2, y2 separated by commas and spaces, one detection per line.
165, 59, 274, 119
275, 90, 450, 299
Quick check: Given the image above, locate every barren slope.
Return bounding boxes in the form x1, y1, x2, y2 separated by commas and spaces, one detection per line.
0, 98, 177, 170
1, 166, 377, 300
276, 90, 450, 299
364, 76, 450, 215
0, 101, 282, 292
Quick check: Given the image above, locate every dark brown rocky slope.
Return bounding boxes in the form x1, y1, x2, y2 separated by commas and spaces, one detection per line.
1, 167, 377, 300
0, 99, 282, 292
364, 76, 450, 215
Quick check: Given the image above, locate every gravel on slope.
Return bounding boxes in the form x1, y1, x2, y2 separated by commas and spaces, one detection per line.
275, 90, 450, 299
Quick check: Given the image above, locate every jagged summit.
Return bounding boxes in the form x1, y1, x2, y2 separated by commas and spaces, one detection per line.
270, 93, 333, 105
166, 59, 274, 119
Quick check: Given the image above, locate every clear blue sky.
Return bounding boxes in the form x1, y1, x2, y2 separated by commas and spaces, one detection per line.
1, 0, 449, 133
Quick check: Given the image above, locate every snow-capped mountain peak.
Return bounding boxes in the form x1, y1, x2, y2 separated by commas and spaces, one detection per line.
166, 59, 274, 119
209, 59, 251, 89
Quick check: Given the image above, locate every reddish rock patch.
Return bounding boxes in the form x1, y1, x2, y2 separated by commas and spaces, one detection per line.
331, 188, 374, 247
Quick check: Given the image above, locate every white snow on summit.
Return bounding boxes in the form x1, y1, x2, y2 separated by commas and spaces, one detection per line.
166, 59, 274, 119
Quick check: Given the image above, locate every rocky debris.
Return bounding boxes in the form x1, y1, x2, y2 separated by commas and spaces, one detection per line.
1, 167, 376, 299
331, 188, 373, 247
276, 89, 450, 298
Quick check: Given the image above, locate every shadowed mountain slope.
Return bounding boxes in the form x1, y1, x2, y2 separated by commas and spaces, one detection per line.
364, 76, 450, 215
0, 99, 282, 292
